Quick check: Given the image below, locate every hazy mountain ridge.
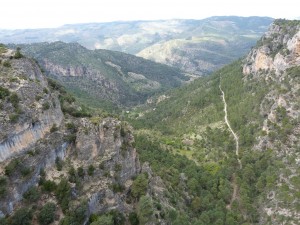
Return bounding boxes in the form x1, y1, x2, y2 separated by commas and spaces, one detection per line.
1, 16, 273, 75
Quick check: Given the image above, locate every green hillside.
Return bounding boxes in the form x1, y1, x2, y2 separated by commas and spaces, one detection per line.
125, 20, 300, 224
15, 42, 188, 111
127, 61, 300, 224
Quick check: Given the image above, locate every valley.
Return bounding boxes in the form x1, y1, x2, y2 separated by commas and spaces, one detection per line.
12, 42, 188, 112
0, 19, 300, 225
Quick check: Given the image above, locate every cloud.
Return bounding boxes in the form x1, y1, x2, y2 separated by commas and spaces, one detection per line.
0, 0, 298, 29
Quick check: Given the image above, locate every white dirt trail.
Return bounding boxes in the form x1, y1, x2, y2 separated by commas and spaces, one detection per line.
219, 83, 242, 169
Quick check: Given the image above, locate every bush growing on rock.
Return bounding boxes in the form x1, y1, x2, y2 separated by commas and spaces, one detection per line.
0, 176, 7, 199
13, 47, 23, 59
23, 186, 40, 202
0, 87, 10, 99
38, 202, 56, 225
10, 207, 33, 225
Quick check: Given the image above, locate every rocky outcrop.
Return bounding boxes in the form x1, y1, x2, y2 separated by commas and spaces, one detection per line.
242, 20, 300, 225
0, 138, 68, 215
0, 50, 67, 214
0, 48, 147, 224
43, 60, 118, 91
74, 118, 140, 214
243, 21, 300, 76
0, 56, 63, 162
76, 118, 140, 182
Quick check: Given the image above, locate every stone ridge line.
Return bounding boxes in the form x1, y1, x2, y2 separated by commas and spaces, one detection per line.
219, 81, 242, 169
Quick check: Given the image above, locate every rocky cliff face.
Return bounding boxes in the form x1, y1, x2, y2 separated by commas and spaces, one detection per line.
243, 20, 300, 225
0, 48, 156, 224
243, 20, 300, 76
0, 48, 67, 214
73, 118, 140, 214
42, 59, 122, 104
0, 53, 63, 162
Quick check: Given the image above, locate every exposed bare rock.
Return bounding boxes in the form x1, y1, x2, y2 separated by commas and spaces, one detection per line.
0, 50, 144, 221
243, 22, 300, 76
0, 57, 63, 162
244, 20, 300, 224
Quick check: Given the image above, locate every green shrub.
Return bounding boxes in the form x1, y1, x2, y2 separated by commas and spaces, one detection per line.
55, 157, 63, 171
99, 163, 105, 170
0, 87, 10, 99
64, 134, 77, 143
0, 176, 7, 199
42, 102, 50, 110
64, 93, 75, 104
9, 113, 19, 123
23, 186, 40, 202
109, 210, 125, 225
131, 174, 148, 199
35, 94, 42, 101
5, 159, 31, 177
42, 180, 57, 192
43, 88, 49, 94
114, 163, 122, 173
9, 92, 20, 108
66, 122, 77, 132
4, 159, 20, 176
90, 214, 113, 225
68, 166, 77, 183
13, 47, 23, 59
111, 183, 125, 193
88, 165, 95, 176
77, 167, 85, 178
137, 196, 154, 225
129, 212, 139, 225
0, 44, 7, 54
50, 124, 58, 133
0, 218, 6, 225
120, 126, 126, 137
10, 207, 33, 225
38, 202, 56, 225
55, 179, 71, 212
20, 166, 32, 177
3, 61, 11, 67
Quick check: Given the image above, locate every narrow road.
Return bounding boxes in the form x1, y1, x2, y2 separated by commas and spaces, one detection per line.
219, 83, 242, 169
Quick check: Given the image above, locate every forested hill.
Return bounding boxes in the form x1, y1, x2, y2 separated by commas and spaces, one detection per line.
13, 41, 188, 111
126, 19, 300, 224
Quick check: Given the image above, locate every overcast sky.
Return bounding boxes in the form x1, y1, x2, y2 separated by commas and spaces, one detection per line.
0, 0, 298, 29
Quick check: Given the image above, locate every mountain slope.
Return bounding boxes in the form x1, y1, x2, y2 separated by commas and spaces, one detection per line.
127, 19, 300, 224
0, 47, 172, 225
14, 42, 188, 111
1, 16, 273, 75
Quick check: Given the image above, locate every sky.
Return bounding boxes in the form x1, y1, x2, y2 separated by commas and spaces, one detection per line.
0, 0, 298, 29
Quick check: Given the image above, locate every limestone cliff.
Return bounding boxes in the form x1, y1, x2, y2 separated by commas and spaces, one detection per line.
0, 47, 168, 225
243, 20, 300, 76
0, 53, 63, 162
242, 20, 300, 225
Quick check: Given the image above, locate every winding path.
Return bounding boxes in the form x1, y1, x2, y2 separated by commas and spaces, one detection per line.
219, 83, 242, 169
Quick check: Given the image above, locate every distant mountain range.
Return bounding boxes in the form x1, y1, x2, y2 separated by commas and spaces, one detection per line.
1, 16, 273, 75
